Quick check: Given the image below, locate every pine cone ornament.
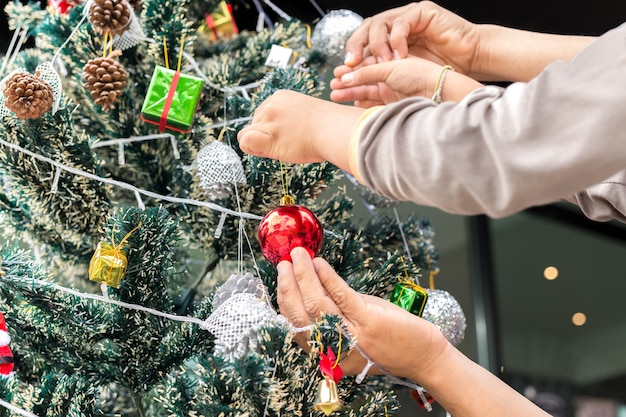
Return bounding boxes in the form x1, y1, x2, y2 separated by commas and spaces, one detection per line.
82, 51, 127, 111
3, 71, 54, 119
89, 0, 132, 36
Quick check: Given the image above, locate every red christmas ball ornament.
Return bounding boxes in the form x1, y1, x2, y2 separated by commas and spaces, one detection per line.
0, 313, 14, 377
257, 203, 324, 265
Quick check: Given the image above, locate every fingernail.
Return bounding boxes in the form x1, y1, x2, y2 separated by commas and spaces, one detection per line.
290, 247, 305, 263
344, 52, 353, 64
276, 261, 289, 277
341, 72, 354, 84
393, 50, 401, 60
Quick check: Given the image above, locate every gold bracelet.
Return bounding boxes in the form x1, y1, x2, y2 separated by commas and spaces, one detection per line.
431, 65, 454, 104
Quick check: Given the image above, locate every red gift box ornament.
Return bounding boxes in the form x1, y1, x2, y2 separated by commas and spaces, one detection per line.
257, 194, 324, 265
0, 312, 14, 377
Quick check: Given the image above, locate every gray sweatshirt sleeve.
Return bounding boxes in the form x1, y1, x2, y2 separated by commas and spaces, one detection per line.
355, 23, 626, 220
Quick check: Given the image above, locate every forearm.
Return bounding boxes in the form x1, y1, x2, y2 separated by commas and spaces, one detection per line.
473, 24, 595, 82
414, 343, 551, 417
353, 23, 626, 218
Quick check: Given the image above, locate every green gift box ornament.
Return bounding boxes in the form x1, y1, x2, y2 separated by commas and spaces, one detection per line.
390, 279, 429, 316
140, 65, 204, 134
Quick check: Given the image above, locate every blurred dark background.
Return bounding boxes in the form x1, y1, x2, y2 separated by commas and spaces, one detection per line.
1, 0, 626, 51
230, 0, 625, 35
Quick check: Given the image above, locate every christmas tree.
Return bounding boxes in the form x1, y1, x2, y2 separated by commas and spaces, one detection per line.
0, 1, 459, 416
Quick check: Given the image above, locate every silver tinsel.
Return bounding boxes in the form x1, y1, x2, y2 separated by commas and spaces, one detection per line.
205, 273, 287, 361
311, 9, 364, 68
422, 289, 466, 347
195, 141, 246, 200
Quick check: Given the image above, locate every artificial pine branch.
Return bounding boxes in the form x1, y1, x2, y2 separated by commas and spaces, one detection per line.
0, 0, 444, 415
0, 97, 111, 266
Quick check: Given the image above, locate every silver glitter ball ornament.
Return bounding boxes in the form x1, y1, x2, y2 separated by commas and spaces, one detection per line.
206, 273, 288, 361
212, 272, 265, 310
195, 141, 246, 200
311, 10, 364, 68
422, 289, 466, 347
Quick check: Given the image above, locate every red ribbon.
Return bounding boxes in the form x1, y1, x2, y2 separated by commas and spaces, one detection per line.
319, 347, 343, 383
159, 70, 181, 133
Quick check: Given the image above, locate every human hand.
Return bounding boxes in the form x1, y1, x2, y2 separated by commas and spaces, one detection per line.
237, 90, 365, 173
276, 247, 448, 380
344, 1, 480, 78
330, 56, 483, 107
330, 56, 441, 107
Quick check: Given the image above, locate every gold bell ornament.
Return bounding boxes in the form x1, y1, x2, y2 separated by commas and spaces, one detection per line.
88, 222, 141, 288
313, 377, 341, 415
313, 345, 343, 415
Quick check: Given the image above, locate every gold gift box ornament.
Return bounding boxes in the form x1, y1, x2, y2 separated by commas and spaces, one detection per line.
201, 1, 239, 42
88, 222, 141, 288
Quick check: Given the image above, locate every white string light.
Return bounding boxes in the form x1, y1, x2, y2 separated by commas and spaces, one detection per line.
91, 133, 180, 159
4, 275, 210, 330
204, 116, 253, 131
0, 398, 39, 417
262, 0, 291, 21
52, 11, 89, 64
1, 25, 25, 77
0, 137, 263, 221
4, 27, 29, 76
50, 167, 62, 194
251, 0, 274, 30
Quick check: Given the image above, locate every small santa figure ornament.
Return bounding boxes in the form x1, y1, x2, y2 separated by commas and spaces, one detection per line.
0, 312, 14, 377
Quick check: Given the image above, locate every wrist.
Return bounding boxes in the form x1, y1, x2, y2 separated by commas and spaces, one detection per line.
317, 102, 366, 173
399, 318, 451, 382
470, 24, 506, 81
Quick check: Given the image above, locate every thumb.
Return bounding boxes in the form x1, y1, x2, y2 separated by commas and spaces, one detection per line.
237, 127, 270, 157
